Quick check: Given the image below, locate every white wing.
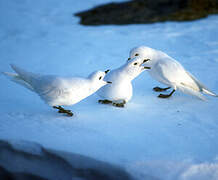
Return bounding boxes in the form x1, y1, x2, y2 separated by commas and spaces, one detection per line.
7, 64, 91, 105
152, 57, 200, 91
31, 76, 90, 106
151, 57, 217, 99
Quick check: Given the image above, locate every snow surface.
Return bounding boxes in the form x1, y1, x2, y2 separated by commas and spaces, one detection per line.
0, 0, 218, 179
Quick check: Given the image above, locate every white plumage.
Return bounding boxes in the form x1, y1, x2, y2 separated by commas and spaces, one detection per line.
129, 46, 217, 100
3, 64, 111, 115
97, 56, 150, 106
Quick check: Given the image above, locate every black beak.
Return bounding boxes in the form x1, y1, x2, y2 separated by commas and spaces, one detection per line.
107, 81, 112, 84
105, 69, 110, 74
144, 66, 151, 69
143, 59, 150, 63
141, 59, 150, 66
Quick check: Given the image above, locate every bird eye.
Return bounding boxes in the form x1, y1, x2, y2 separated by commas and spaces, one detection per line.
127, 58, 131, 61
135, 53, 139, 56
134, 62, 138, 65
99, 76, 102, 80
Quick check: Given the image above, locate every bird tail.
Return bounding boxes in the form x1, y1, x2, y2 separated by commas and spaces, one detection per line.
10, 64, 37, 84
202, 88, 218, 97
2, 64, 35, 91
186, 71, 218, 97
177, 84, 206, 100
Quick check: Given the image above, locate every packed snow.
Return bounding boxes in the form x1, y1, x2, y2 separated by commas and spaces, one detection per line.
0, 0, 218, 180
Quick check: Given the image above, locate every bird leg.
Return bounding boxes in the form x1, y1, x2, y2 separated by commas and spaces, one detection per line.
153, 86, 171, 92
158, 89, 175, 98
53, 106, 73, 117
112, 100, 126, 108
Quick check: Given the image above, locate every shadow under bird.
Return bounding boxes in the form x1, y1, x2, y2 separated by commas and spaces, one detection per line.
129, 46, 218, 100
3, 64, 111, 116
97, 56, 150, 107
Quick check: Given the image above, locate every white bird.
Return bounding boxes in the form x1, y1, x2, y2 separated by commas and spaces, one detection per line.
3, 64, 111, 116
97, 57, 150, 107
129, 46, 217, 100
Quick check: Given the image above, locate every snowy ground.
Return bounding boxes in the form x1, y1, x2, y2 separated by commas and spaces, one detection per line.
0, 0, 218, 180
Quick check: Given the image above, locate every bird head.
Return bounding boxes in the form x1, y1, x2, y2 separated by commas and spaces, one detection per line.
128, 46, 159, 68
123, 56, 150, 80
88, 70, 112, 89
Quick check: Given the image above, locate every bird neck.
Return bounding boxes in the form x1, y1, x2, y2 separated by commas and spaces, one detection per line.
89, 79, 102, 92
118, 65, 136, 82
148, 51, 168, 67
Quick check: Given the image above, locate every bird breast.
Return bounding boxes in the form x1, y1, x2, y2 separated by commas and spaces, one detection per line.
98, 81, 133, 102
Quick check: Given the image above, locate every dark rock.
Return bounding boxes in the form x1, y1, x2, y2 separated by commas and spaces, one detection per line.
75, 0, 218, 25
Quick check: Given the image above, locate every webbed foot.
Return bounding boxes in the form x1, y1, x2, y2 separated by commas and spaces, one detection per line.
98, 99, 113, 104
158, 89, 175, 98
53, 106, 73, 117
153, 86, 171, 92
98, 99, 126, 108
112, 100, 126, 108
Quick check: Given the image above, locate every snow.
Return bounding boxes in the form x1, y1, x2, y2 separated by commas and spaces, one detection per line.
0, 0, 218, 179
0, 139, 133, 180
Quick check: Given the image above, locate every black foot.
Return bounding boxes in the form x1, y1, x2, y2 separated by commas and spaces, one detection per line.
112, 103, 124, 108
158, 89, 175, 98
98, 99, 126, 108
53, 106, 73, 117
153, 86, 171, 92
98, 99, 113, 104
112, 100, 126, 108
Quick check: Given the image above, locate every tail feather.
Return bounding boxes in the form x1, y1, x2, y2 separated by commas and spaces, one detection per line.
2, 71, 34, 91
10, 64, 38, 85
202, 88, 218, 97
186, 71, 217, 97
177, 84, 206, 101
